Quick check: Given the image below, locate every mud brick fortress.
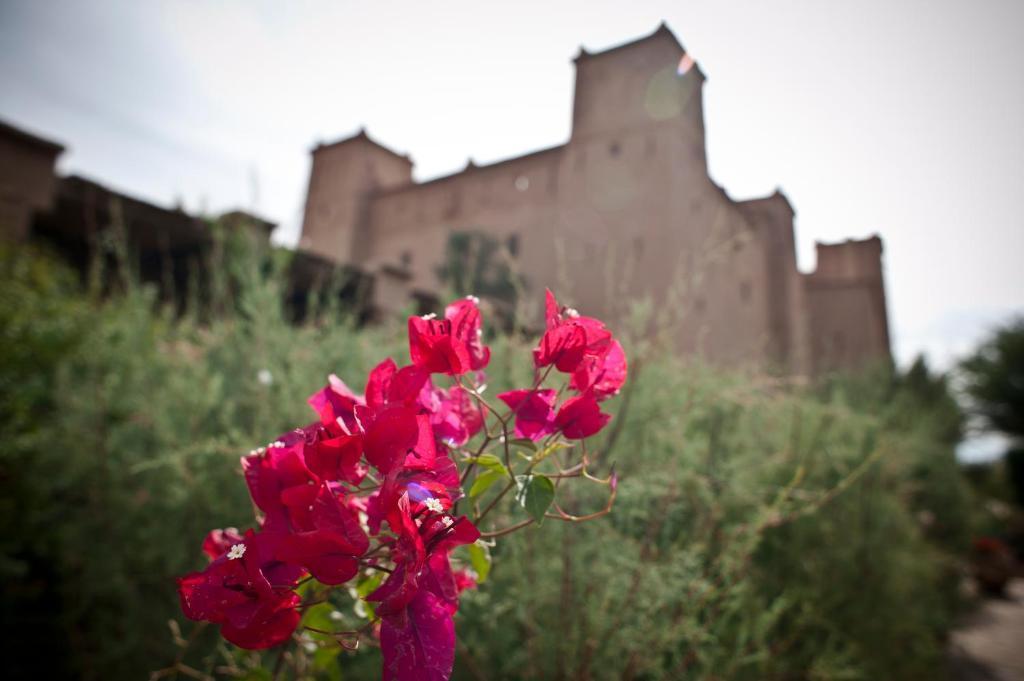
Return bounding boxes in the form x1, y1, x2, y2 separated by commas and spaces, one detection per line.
298, 24, 890, 376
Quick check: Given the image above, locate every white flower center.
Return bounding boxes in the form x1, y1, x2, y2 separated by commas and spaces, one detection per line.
441, 516, 454, 528
424, 497, 444, 513
421, 313, 437, 320
227, 543, 246, 560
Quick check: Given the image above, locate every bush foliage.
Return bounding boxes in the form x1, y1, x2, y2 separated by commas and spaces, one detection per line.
0, 238, 973, 680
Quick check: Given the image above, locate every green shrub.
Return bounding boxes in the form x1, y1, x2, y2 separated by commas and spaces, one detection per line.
0, 241, 972, 680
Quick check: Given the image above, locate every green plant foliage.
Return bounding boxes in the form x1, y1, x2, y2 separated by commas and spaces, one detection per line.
465, 542, 492, 584
454, 358, 974, 681
435, 230, 522, 327
961, 317, 1024, 440
0, 240, 974, 681
470, 469, 507, 499
514, 474, 555, 524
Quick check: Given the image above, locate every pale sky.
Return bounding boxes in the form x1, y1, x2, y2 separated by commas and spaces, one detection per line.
1, 0, 1022, 372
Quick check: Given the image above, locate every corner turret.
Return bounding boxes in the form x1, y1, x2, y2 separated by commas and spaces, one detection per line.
299, 128, 413, 263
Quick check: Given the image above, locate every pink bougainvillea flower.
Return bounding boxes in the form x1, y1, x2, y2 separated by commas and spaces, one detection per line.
418, 551, 477, 618
421, 514, 480, 556
569, 338, 628, 400
419, 379, 484, 447
497, 388, 558, 441
453, 568, 478, 595
408, 296, 491, 376
178, 287, 629, 676
444, 296, 490, 371
219, 595, 302, 650
555, 393, 611, 439
366, 496, 427, 618
274, 423, 365, 486
304, 430, 365, 486
241, 442, 319, 529
408, 315, 473, 375
307, 373, 363, 435
380, 587, 456, 681
417, 553, 462, 617
376, 514, 479, 681
533, 323, 587, 372
365, 358, 430, 413
201, 527, 244, 561
362, 406, 437, 476
368, 497, 479, 619
178, 530, 304, 650
533, 290, 613, 372
278, 485, 369, 584
367, 453, 461, 536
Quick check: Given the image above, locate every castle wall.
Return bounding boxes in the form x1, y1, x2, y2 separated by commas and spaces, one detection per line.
0, 122, 63, 241
365, 146, 562, 303
738, 194, 813, 375
297, 24, 892, 377
299, 134, 412, 264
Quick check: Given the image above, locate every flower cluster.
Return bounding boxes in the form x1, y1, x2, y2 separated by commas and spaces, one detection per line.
177, 290, 626, 681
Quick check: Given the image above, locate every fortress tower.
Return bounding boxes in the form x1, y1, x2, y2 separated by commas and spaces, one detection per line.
298, 24, 891, 377
299, 129, 412, 264
804, 237, 892, 375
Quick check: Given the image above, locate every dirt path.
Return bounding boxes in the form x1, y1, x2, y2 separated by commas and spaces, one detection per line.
949, 580, 1024, 681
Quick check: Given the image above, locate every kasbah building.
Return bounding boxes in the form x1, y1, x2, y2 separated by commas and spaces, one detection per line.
298, 23, 892, 378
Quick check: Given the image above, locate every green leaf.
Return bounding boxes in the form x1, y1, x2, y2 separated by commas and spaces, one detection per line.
313, 646, 342, 681
355, 571, 383, 598
469, 469, 507, 498
467, 541, 492, 584
301, 602, 337, 643
515, 474, 555, 524
470, 453, 508, 474
355, 571, 383, 620
509, 438, 537, 452
533, 440, 571, 466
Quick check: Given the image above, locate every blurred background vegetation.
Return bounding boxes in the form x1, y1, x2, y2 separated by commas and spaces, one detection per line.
1, 226, 1020, 681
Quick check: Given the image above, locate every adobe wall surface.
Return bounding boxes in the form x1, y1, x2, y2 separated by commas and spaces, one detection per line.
0, 122, 62, 241
298, 24, 892, 376
804, 237, 892, 375
299, 134, 412, 264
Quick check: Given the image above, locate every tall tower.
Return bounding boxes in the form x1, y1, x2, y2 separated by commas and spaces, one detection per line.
299, 129, 412, 263
804, 236, 892, 374
570, 22, 706, 153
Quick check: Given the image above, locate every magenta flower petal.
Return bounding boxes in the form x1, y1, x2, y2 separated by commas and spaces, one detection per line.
201, 527, 243, 561
307, 373, 363, 434
532, 289, 614, 373
364, 406, 420, 475
444, 297, 490, 371
408, 316, 471, 375
555, 394, 611, 439
498, 389, 558, 441
380, 588, 456, 681
219, 594, 301, 650
570, 338, 627, 400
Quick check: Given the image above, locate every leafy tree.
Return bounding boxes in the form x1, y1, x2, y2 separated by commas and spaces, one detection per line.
897, 355, 964, 445
961, 317, 1024, 506
961, 318, 1024, 439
